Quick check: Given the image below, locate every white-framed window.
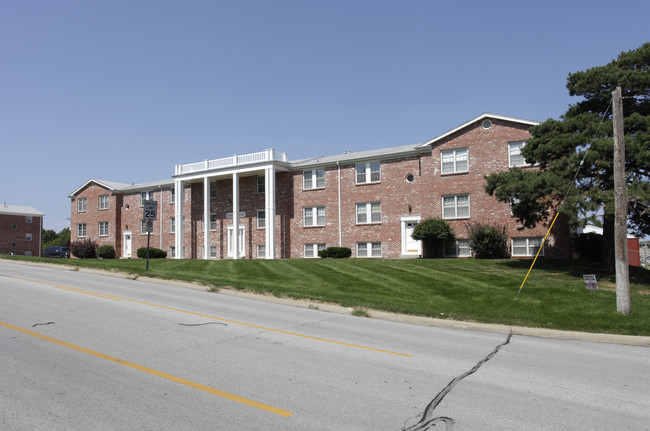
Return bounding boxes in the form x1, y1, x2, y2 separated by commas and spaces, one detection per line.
25, 233, 32, 241
441, 148, 468, 174
304, 206, 325, 227
210, 182, 217, 199
170, 217, 175, 234
210, 214, 217, 231
444, 239, 471, 257
25, 251, 32, 256
304, 243, 326, 258
25, 216, 33, 223
509, 141, 529, 167
512, 237, 544, 257
357, 242, 382, 257
356, 202, 381, 224
170, 187, 175, 204
170, 246, 176, 258
77, 197, 87, 212
257, 244, 266, 258
257, 175, 265, 193
303, 169, 325, 189
141, 191, 154, 206
99, 195, 109, 210
98, 222, 108, 237
257, 210, 265, 229
356, 161, 381, 184
210, 245, 217, 258
77, 223, 86, 237
442, 194, 470, 219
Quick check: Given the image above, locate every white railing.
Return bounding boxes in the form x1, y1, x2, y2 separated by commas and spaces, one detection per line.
175, 149, 287, 175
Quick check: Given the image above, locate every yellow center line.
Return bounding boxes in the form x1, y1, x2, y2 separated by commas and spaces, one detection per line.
6, 274, 412, 357
0, 320, 293, 417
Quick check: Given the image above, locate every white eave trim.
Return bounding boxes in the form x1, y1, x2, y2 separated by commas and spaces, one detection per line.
417, 113, 540, 148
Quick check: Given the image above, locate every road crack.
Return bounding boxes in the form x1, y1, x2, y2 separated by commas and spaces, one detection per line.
401, 333, 512, 431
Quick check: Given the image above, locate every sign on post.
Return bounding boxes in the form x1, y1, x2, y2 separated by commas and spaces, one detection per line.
143, 200, 158, 220
145, 220, 154, 233
583, 274, 599, 291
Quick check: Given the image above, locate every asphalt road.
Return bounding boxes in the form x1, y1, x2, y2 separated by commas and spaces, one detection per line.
1, 260, 648, 430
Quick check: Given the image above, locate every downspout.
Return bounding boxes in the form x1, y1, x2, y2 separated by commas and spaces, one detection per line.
337, 161, 342, 246
159, 185, 163, 248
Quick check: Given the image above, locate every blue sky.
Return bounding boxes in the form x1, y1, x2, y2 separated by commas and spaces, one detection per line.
1, 0, 648, 232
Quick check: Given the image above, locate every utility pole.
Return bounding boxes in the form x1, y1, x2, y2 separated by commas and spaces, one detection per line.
612, 87, 630, 314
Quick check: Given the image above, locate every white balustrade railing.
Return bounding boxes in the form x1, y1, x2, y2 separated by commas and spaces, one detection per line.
175, 149, 287, 175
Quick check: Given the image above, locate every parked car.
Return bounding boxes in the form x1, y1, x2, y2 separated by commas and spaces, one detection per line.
44, 246, 70, 258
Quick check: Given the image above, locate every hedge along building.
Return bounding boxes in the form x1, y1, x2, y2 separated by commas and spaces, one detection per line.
68, 113, 572, 260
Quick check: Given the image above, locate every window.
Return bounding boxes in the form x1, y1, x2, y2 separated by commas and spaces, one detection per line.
444, 239, 471, 257
304, 243, 326, 258
77, 198, 87, 212
356, 161, 381, 184
357, 242, 382, 258
98, 222, 108, 236
304, 206, 325, 227
210, 246, 217, 258
170, 217, 175, 234
140, 220, 151, 234
25, 216, 33, 223
99, 195, 109, 210
141, 191, 154, 206
170, 246, 176, 258
210, 182, 217, 199
509, 141, 529, 167
257, 210, 265, 229
512, 237, 544, 257
303, 169, 325, 189
356, 202, 381, 224
441, 148, 468, 174
25, 233, 32, 241
25, 251, 32, 257
257, 175, 265, 193
442, 195, 470, 219
170, 187, 175, 204
210, 214, 217, 231
257, 244, 266, 258
77, 223, 86, 237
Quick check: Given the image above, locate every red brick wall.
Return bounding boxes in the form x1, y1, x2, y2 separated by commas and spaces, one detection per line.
0, 214, 42, 256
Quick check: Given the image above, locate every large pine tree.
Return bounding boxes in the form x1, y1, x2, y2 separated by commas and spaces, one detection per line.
485, 43, 650, 266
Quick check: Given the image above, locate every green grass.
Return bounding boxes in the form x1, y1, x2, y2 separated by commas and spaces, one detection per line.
3, 255, 649, 336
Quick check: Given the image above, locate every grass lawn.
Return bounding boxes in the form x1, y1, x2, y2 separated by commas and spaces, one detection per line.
3, 255, 649, 336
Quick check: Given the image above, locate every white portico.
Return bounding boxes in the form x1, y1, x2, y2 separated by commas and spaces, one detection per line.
173, 149, 288, 259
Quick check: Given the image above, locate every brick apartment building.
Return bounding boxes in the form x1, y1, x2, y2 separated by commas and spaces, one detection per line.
0, 203, 44, 256
69, 113, 572, 260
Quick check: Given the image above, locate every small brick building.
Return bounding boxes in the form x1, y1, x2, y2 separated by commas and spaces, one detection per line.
69, 113, 572, 260
0, 203, 44, 256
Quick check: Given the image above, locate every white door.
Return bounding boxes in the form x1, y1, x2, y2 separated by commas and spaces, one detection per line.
405, 222, 420, 253
123, 232, 132, 258
227, 226, 245, 258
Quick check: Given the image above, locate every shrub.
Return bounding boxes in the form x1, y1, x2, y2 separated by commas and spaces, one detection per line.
97, 244, 116, 259
137, 247, 167, 259
411, 218, 455, 258
467, 223, 509, 259
70, 238, 97, 259
318, 247, 352, 258
574, 232, 602, 262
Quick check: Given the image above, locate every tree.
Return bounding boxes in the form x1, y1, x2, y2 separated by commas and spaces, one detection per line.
485, 43, 650, 267
411, 218, 455, 258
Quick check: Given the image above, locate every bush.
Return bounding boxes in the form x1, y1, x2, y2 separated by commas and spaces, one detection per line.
137, 247, 167, 259
318, 247, 352, 258
574, 232, 602, 262
70, 238, 97, 259
467, 223, 509, 259
97, 245, 116, 259
411, 218, 455, 258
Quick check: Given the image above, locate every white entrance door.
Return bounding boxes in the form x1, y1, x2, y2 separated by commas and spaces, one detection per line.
123, 232, 132, 258
401, 216, 422, 256
227, 226, 245, 258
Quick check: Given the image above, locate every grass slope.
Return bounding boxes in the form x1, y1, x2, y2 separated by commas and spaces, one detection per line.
3, 255, 649, 335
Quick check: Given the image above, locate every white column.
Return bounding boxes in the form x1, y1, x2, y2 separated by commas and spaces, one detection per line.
174, 180, 183, 259
203, 176, 210, 259
265, 165, 276, 259
232, 173, 239, 259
